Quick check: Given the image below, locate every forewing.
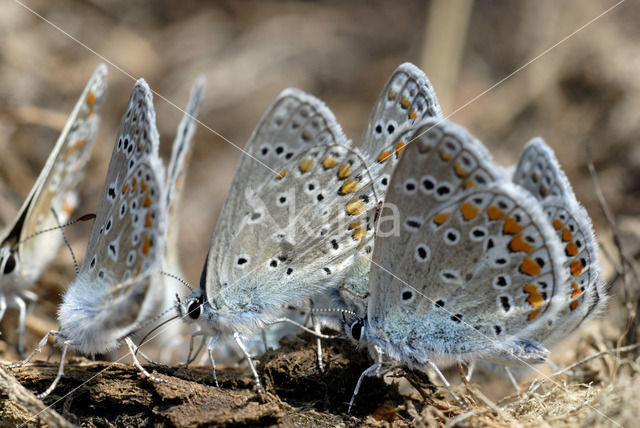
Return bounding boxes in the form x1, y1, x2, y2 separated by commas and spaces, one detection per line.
512, 138, 604, 343
205, 89, 348, 289
208, 142, 380, 314
371, 118, 506, 290
81, 80, 166, 296
165, 76, 205, 273
9, 64, 107, 277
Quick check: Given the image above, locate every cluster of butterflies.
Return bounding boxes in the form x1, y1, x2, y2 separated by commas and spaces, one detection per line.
1, 62, 605, 411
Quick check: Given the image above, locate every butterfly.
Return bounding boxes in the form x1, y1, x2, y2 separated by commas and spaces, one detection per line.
12, 78, 169, 398
0, 64, 106, 355
344, 116, 605, 411
176, 87, 382, 390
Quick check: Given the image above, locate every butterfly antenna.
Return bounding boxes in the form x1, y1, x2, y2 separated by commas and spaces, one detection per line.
285, 304, 358, 318
13, 213, 96, 250
160, 271, 194, 293
49, 208, 81, 274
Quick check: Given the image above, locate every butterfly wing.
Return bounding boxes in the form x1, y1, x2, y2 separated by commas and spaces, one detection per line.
164, 76, 205, 275
0, 64, 107, 286
371, 118, 506, 290
368, 179, 567, 366
203, 90, 380, 333
358, 62, 442, 159
59, 80, 166, 354
512, 138, 605, 344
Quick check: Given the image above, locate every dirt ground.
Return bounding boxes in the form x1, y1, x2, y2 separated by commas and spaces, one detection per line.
1, 1, 640, 426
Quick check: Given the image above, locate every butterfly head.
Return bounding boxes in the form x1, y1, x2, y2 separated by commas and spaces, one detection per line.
344, 313, 368, 345
0, 244, 18, 278
177, 290, 205, 323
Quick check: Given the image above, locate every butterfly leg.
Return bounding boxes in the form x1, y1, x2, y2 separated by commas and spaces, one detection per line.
348, 362, 380, 413
425, 359, 467, 409
503, 366, 521, 394
0, 295, 6, 327
37, 342, 68, 399
261, 329, 268, 354
313, 314, 324, 373
207, 334, 220, 387
7, 329, 58, 369
12, 295, 27, 357
180, 329, 205, 366
124, 337, 167, 384
233, 332, 263, 394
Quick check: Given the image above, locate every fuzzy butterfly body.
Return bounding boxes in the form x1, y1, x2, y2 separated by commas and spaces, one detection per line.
0, 64, 106, 352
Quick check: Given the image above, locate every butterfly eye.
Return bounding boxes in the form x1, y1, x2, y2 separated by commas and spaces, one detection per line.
350, 318, 365, 341
187, 296, 204, 320
3, 253, 16, 274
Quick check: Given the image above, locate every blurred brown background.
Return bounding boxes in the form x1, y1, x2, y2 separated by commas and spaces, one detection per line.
0, 0, 638, 363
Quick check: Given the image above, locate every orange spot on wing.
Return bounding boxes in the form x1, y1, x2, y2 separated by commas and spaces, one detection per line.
377, 150, 392, 163
571, 283, 583, 298
301, 130, 312, 141
122, 183, 129, 194
570, 260, 583, 276
145, 212, 152, 227
86, 91, 97, 116
524, 284, 544, 307
322, 157, 337, 169
388, 90, 396, 100
540, 185, 547, 196
510, 233, 533, 253
131, 177, 137, 192
418, 142, 431, 153
552, 219, 563, 230
346, 200, 365, 215
520, 257, 541, 276
299, 159, 313, 173
460, 202, 478, 221
339, 180, 360, 195
352, 226, 365, 240
528, 309, 542, 321
439, 150, 451, 161
338, 164, 352, 179
570, 300, 579, 311
565, 242, 578, 257
454, 162, 468, 177
487, 206, 505, 220
433, 212, 451, 225
64, 139, 86, 160
141, 180, 148, 193
464, 178, 474, 189
62, 198, 73, 214
143, 194, 152, 207
395, 142, 405, 158
532, 172, 539, 183
348, 221, 361, 230
142, 237, 150, 255
408, 109, 417, 120
400, 97, 410, 108
276, 169, 288, 180
503, 217, 523, 235
562, 228, 572, 242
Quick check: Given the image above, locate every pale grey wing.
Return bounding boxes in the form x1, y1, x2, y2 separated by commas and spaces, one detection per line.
205, 89, 347, 293
84, 79, 160, 259
2, 64, 107, 281
207, 142, 379, 323
371, 118, 506, 290
165, 76, 205, 273
358, 62, 442, 159
512, 138, 604, 344
368, 181, 568, 365
59, 80, 166, 351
